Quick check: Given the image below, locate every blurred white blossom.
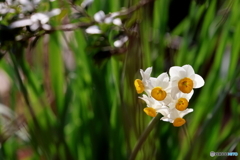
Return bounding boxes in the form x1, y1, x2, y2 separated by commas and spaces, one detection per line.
114, 36, 128, 47
9, 8, 61, 31
86, 10, 123, 34
81, 0, 94, 8
94, 10, 105, 23
1, 0, 41, 13
85, 25, 102, 34
0, 3, 15, 14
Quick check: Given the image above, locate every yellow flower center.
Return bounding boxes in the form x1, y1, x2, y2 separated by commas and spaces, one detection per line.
178, 78, 193, 93
151, 87, 167, 101
173, 118, 186, 127
134, 79, 144, 94
175, 98, 189, 111
143, 107, 157, 117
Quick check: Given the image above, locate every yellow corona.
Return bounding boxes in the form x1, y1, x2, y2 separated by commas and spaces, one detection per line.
151, 87, 167, 101
173, 118, 186, 127
178, 78, 193, 93
175, 98, 189, 111
134, 79, 144, 94
143, 107, 157, 117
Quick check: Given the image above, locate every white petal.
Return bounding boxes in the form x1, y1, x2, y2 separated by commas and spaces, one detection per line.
114, 40, 123, 47
169, 108, 180, 120
113, 36, 128, 47
94, 10, 105, 23
157, 108, 169, 117
48, 8, 61, 17
9, 19, 33, 28
180, 90, 194, 100
169, 66, 186, 78
113, 18, 122, 26
144, 67, 153, 76
170, 79, 179, 87
157, 73, 169, 88
162, 94, 173, 105
31, 13, 49, 24
85, 25, 102, 34
81, 0, 94, 8
180, 108, 193, 118
161, 117, 173, 123
110, 12, 120, 18
104, 17, 113, 24
140, 67, 152, 82
182, 65, 195, 77
193, 74, 205, 88
157, 72, 169, 82
139, 95, 149, 104
42, 24, 51, 30
30, 23, 40, 31
171, 86, 180, 99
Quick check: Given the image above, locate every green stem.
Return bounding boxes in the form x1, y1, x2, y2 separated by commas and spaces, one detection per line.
129, 114, 161, 160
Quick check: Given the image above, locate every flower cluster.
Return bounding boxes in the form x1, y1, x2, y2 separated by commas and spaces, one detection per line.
85, 10, 128, 48
134, 65, 205, 127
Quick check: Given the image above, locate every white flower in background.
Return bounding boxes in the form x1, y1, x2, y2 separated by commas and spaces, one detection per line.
3, 0, 41, 13
114, 36, 128, 47
160, 107, 193, 127
0, 3, 15, 14
93, 10, 122, 25
9, 8, 61, 31
112, 18, 122, 26
81, 0, 94, 8
94, 10, 105, 23
85, 25, 102, 34
169, 64, 204, 98
139, 94, 167, 117
134, 67, 152, 94
18, 0, 41, 12
168, 91, 193, 111
85, 10, 123, 34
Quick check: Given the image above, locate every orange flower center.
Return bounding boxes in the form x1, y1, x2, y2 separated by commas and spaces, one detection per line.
143, 107, 157, 117
134, 79, 144, 94
173, 118, 186, 127
151, 87, 167, 101
178, 78, 193, 93
175, 98, 189, 111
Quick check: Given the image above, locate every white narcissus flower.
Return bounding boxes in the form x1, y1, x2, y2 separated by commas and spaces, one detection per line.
149, 72, 171, 103
134, 67, 152, 94
169, 64, 204, 98
139, 94, 167, 117
168, 91, 193, 111
160, 107, 193, 127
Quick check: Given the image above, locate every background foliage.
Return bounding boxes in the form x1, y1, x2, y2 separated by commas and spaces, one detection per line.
0, 0, 240, 160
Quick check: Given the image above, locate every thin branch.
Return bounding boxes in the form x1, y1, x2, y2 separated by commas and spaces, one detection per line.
17, 0, 155, 35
